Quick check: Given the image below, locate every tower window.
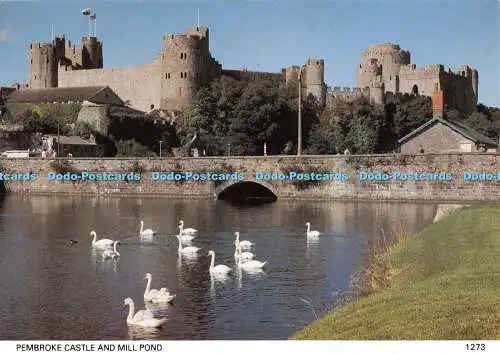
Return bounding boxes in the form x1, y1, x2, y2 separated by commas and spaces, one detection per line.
30, 58, 33, 64
34, 75, 37, 80
47, 58, 49, 64
180, 72, 184, 78
180, 53, 183, 59
184, 53, 187, 59
184, 72, 187, 79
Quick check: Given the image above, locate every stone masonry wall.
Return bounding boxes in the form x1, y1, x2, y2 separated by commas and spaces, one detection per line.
58, 62, 161, 112
400, 123, 477, 154
1, 154, 499, 201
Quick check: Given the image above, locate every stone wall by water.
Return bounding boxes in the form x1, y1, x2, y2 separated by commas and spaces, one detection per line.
0, 154, 499, 201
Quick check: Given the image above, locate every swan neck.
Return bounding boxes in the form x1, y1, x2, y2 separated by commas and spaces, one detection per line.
177, 236, 182, 252
209, 253, 215, 269
92, 233, 97, 244
140, 222, 143, 233
126, 301, 135, 322
307, 224, 310, 233
179, 224, 183, 234
113, 242, 117, 253
144, 277, 152, 296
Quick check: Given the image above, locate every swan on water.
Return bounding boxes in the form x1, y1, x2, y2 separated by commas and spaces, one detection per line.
140, 221, 156, 236
176, 234, 200, 256
102, 241, 120, 260
177, 225, 195, 242
90, 231, 114, 249
179, 220, 197, 234
234, 243, 254, 263
305, 222, 321, 238
234, 231, 253, 250
123, 297, 167, 328
208, 250, 232, 275
143, 273, 176, 303
236, 243, 267, 270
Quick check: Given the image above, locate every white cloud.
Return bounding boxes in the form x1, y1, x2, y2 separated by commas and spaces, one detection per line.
0, 27, 13, 42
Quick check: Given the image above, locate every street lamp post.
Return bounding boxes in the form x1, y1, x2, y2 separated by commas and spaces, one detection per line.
297, 65, 306, 156
159, 140, 163, 158
57, 122, 60, 157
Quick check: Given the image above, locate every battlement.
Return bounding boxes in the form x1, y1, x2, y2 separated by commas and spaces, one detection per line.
399, 63, 444, 77
328, 86, 369, 94
307, 58, 324, 66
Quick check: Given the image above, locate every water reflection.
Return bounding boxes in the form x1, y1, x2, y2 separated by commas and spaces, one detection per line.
0, 195, 440, 340
127, 325, 163, 340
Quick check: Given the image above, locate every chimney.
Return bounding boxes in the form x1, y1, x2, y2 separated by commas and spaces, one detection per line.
432, 85, 444, 117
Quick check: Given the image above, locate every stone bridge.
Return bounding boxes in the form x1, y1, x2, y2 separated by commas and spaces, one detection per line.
1, 154, 500, 201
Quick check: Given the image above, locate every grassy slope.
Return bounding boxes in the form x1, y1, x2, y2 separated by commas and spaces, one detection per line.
293, 204, 500, 339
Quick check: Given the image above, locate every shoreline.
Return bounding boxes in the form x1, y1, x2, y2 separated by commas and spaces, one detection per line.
0, 191, 496, 204
292, 203, 500, 339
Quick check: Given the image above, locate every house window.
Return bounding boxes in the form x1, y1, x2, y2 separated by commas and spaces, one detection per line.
166, 73, 171, 79
460, 142, 472, 152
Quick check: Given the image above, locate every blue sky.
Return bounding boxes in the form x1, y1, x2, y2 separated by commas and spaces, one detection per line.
0, 0, 498, 107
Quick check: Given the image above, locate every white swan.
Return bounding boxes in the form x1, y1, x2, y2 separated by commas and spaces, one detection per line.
179, 220, 197, 234
143, 273, 176, 303
208, 250, 232, 275
102, 241, 120, 260
305, 222, 321, 237
176, 234, 200, 255
236, 243, 267, 270
140, 221, 156, 236
234, 231, 253, 250
177, 225, 195, 242
90, 230, 114, 249
123, 297, 167, 328
234, 243, 254, 263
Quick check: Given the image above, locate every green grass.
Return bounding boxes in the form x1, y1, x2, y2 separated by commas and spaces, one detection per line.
293, 204, 500, 339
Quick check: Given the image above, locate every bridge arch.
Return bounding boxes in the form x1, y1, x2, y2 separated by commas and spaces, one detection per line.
214, 178, 278, 201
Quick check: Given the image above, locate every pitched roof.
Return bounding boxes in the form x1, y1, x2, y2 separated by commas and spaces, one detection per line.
5, 86, 119, 104
398, 116, 498, 147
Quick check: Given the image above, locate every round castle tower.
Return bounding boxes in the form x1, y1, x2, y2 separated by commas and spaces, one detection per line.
81, 36, 103, 68
160, 32, 203, 111
305, 58, 325, 106
358, 43, 410, 91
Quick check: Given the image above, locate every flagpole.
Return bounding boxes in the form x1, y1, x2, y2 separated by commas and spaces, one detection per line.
93, 15, 97, 37
51, 24, 54, 39
197, 8, 200, 27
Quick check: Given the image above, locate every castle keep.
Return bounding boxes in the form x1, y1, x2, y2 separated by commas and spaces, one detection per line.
28, 27, 478, 115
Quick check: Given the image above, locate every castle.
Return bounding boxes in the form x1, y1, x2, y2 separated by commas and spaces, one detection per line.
28, 26, 478, 115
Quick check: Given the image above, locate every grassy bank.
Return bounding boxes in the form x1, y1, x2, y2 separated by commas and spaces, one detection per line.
293, 204, 500, 339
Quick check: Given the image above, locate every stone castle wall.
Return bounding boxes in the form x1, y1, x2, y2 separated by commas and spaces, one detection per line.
58, 62, 161, 112
358, 43, 478, 115
1, 154, 499, 201
28, 29, 478, 115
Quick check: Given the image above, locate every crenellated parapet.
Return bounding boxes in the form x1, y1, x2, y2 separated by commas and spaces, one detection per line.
28, 35, 103, 89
